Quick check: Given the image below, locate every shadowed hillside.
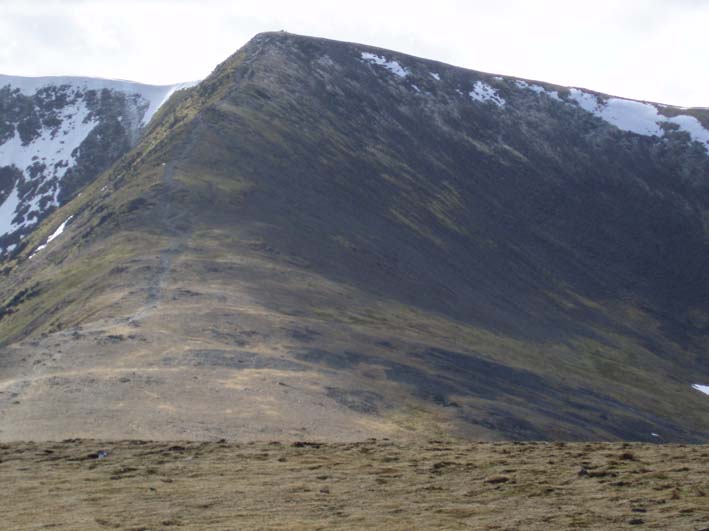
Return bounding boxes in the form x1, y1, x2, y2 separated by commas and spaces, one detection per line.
0, 32, 708, 442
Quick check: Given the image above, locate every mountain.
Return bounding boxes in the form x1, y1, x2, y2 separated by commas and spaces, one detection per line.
0, 32, 708, 442
0, 75, 196, 256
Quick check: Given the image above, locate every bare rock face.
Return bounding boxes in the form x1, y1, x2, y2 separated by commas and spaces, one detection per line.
0, 33, 708, 442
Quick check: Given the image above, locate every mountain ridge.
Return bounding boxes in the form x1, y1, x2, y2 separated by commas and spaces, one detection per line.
0, 32, 708, 443
252, 32, 706, 110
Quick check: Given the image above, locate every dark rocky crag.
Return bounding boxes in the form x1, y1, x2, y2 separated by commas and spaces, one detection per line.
0, 33, 708, 442
0, 77, 191, 255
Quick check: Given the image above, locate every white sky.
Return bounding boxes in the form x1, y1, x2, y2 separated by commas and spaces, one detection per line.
1, 0, 707, 107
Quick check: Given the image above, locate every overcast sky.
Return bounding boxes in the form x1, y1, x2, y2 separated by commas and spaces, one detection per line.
1, 0, 707, 107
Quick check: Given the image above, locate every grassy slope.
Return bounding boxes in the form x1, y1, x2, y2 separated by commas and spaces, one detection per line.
0, 33, 708, 442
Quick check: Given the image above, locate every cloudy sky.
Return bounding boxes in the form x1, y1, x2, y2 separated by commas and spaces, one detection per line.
1, 0, 707, 107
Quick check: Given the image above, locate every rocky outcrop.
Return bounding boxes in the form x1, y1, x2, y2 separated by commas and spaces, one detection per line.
0, 76, 194, 255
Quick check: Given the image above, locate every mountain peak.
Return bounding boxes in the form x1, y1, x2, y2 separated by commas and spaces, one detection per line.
1, 34, 708, 442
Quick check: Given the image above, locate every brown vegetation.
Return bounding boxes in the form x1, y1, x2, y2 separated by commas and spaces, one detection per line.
1, 439, 707, 530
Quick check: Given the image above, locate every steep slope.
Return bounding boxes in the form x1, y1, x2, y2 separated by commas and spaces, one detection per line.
1, 32, 708, 442
0, 75, 196, 256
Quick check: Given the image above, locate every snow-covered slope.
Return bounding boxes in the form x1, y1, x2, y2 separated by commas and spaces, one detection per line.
565, 88, 709, 144
358, 48, 709, 146
0, 75, 196, 255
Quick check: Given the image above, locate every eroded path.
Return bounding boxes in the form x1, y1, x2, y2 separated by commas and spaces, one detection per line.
132, 118, 203, 323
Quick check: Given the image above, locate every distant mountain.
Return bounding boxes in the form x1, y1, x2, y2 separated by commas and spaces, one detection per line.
0, 75, 196, 255
0, 33, 708, 442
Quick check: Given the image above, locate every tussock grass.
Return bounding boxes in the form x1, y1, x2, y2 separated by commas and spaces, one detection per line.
1, 439, 707, 530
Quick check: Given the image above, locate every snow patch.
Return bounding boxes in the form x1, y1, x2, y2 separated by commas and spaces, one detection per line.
0, 75, 197, 241
0, 75, 198, 128
0, 99, 97, 182
692, 384, 709, 396
0, 97, 97, 232
0, 186, 21, 238
430, 72, 441, 81
29, 215, 72, 258
569, 90, 663, 136
515, 80, 561, 101
568, 88, 709, 145
469, 81, 505, 107
140, 80, 198, 127
361, 52, 409, 78
46, 215, 72, 244
666, 114, 709, 145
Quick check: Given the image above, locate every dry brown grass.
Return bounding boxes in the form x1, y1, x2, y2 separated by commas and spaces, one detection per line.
1, 439, 707, 530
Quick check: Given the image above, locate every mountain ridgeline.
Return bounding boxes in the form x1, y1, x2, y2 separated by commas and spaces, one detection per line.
0, 32, 708, 442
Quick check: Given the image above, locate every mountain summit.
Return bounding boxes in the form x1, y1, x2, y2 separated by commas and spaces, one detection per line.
0, 32, 708, 442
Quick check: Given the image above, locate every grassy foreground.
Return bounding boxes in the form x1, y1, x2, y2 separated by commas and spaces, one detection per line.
1, 440, 707, 530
